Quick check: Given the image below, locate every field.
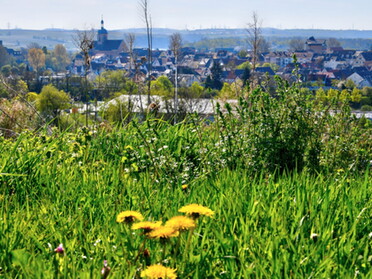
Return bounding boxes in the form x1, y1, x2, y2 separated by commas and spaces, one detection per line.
1, 80, 372, 278
0, 118, 371, 278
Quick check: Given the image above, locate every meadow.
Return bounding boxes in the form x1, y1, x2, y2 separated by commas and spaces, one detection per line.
0, 80, 371, 278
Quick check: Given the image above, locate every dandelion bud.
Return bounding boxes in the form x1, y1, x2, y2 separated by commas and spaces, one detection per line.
101, 260, 111, 279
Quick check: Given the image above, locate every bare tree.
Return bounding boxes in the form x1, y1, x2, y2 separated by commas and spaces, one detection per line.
73, 29, 95, 76
169, 33, 183, 122
139, 0, 153, 106
73, 29, 95, 126
289, 38, 305, 51
125, 33, 136, 71
246, 12, 263, 72
124, 33, 143, 113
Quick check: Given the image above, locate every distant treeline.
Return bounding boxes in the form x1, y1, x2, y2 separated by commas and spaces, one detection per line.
185, 37, 372, 51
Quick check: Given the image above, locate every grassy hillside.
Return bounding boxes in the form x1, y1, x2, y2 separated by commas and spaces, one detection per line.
0, 79, 371, 278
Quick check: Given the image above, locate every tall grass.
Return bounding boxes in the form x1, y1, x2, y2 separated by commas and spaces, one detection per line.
0, 73, 371, 277
0, 124, 370, 278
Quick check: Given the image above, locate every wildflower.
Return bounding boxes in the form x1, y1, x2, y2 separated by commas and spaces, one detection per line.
165, 216, 196, 232
178, 204, 214, 219
116, 211, 144, 223
148, 226, 179, 239
181, 184, 188, 191
101, 260, 111, 279
140, 264, 177, 279
54, 243, 64, 255
132, 221, 162, 234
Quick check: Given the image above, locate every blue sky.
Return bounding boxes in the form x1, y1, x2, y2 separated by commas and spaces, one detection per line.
1, 0, 371, 30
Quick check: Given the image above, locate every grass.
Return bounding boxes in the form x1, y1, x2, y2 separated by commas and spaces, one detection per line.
0, 122, 371, 278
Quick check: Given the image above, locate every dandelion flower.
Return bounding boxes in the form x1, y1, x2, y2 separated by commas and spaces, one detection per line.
132, 221, 162, 234
140, 264, 177, 279
165, 216, 195, 231
178, 204, 214, 219
148, 226, 179, 239
181, 184, 188, 190
116, 211, 144, 223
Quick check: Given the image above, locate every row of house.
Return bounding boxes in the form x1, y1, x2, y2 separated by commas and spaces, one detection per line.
2, 20, 372, 89
71, 23, 372, 88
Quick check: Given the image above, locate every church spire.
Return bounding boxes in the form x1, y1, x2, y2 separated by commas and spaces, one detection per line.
101, 15, 104, 29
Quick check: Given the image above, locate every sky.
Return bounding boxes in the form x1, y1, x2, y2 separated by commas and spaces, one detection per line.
1, 0, 372, 31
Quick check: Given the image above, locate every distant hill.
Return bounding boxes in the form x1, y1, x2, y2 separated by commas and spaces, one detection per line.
1, 28, 371, 51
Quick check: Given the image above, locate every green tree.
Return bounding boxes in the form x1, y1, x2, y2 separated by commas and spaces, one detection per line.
262, 62, 279, 72
315, 88, 327, 105
1, 65, 11, 77
350, 88, 362, 103
95, 70, 128, 99
151, 76, 174, 98
189, 82, 204, 98
217, 81, 244, 100
236, 61, 251, 70
208, 61, 223, 90
37, 84, 70, 123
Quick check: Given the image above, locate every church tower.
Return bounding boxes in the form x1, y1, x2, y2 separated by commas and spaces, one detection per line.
97, 17, 108, 45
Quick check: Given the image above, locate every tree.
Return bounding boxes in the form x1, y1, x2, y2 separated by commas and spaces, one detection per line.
328, 38, 341, 48
169, 32, 183, 121
151, 76, 174, 114
189, 82, 204, 98
95, 70, 128, 99
73, 30, 95, 76
238, 49, 248, 58
28, 48, 45, 73
151, 76, 173, 98
241, 67, 251, 86
259, 38, 271, 53
73, 29, 95, 125
37, 84, 70, 123
289, 38, 305, 51
247, 12, 263, 71
53, 44, 70, 72
209, 61, 223, 90
0, 45, 10, 67
350, 88, 362, 103
125, 33, 136, 71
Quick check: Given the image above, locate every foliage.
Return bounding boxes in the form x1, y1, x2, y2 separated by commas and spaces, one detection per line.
28, 48, 46, 73
0, 98, 39, 136
100, 99, 132, 124
236, 61, 251, 70
150, 76, 174, 98
0, 45, 10, 68
206, 61, 223, 90
36, 84, 70, 121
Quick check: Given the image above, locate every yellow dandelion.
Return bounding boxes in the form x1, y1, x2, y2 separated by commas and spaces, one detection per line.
181, 184, 188, 190
178, 204, 214, 219
165, 216, 196, 231
116, 211, 144, 223
140, 264, 177, 279
148, 226, 179, 239
132, 221, 162, 233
